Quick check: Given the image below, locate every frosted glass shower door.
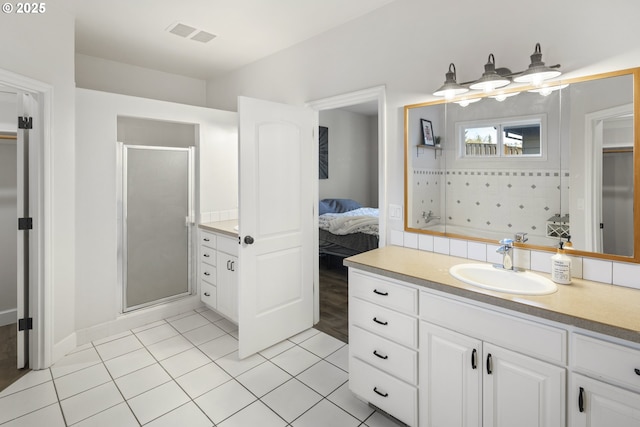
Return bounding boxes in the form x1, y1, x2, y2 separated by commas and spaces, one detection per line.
122, 144, 194, 312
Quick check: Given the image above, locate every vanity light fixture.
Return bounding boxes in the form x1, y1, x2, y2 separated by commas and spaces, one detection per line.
490, 92, 521, 102
513, 43, 561, 86
455, 98, 482, 107
469, 54, 511, 93
528, 84, 568, 96
433, 63, 469, 99
432, 43, 562, 99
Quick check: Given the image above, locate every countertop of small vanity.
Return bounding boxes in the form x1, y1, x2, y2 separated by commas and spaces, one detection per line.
199, 220, 239, 238
344, 246, 640, 344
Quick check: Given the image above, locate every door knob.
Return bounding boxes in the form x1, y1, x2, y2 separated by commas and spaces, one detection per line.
244, 235, 254, 244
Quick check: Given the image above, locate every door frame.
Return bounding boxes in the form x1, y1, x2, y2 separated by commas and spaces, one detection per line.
0, 67, 52, 369
306, 85, 387, 324
584, 103, 633, 253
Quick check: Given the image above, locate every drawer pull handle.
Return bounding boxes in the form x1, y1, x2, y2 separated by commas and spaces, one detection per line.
203, 238, 210, 242
578, 387, 585, 412
471, 348, 477, 370
373, 387, 388, 398
372, 317, 388, 326
203, 254, 210, 258
635, 368, 640, 376
204, 292, 211, 297
373, 350, 388, 360
486, 353, 493, 375
373, 289, 388, 296
204, 272, 210, 276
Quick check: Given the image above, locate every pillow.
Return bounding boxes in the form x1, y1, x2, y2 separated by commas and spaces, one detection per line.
320, 198, 362, 214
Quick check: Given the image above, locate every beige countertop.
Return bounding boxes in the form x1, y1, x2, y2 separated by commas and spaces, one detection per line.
345, 246, 640, 344
199, 220, 239, 238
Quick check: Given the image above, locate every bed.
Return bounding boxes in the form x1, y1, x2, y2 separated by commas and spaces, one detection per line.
318, 198, 379, 258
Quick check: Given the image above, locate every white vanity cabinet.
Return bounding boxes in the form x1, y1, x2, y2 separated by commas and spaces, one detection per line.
348, 269, 419, 426
419, 292, 566, 427
199, 229, 238, 323
569, 334, 640, 426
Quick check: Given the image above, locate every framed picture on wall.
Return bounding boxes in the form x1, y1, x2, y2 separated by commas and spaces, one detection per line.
421, 119, 435, 146
319, 126, 328, 179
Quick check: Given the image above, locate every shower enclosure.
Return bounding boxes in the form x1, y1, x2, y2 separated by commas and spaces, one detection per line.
119, 143, 195, 312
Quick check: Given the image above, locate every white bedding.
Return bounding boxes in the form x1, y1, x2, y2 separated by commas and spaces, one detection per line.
318, 207, 379, 236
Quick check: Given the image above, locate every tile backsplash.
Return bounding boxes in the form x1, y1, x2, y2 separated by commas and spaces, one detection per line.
392, 229, 640, 291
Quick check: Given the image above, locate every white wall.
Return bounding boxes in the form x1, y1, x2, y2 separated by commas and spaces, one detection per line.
0, 1, 77, 351
75, 89, 237, 333
205, 0, 640, 243
76, 54, 208, 107
319, 109, 378, 207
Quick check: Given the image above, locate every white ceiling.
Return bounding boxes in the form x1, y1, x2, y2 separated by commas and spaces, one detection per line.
73, 0, 396, 80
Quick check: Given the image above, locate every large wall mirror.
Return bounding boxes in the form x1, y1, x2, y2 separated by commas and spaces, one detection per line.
405, 67, 639, 263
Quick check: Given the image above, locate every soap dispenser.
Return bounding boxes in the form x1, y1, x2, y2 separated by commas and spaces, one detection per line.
551, 242, 572, 284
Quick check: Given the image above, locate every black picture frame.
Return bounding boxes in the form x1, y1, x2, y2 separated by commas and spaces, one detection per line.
319, 126, 328, 179
420, 119, 435, 146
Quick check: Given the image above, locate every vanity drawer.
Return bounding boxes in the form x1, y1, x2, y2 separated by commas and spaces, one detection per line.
572, 334, 640, 392
420, 291, 566, 365
349, 357, 417, 427
350, 297, 417, 348
200, 231, 216, 249
218, 235, 238, 256
350, 270, 417, 315
350, 325, 417, 384
200, 262, 216, 285
200, 282, 217, 308
200, 247, 216, 266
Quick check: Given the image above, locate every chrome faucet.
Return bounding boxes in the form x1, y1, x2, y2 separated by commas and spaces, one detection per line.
422, 210, 441, 224
495, 238, 515, 270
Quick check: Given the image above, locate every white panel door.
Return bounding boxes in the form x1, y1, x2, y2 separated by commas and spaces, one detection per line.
238, 96, 316, 359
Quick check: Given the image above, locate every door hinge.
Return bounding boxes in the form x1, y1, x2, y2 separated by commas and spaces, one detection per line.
18, 217, 33, 230
18, 317, 33, 331
18, 116, 33, 129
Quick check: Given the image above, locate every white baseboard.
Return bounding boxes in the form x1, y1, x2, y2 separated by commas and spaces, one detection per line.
0, 308, 17, 327
75, 295, 203, 347
52, 332, 77, 364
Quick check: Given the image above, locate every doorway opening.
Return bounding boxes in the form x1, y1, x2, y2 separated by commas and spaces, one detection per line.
308, 87, 386, 344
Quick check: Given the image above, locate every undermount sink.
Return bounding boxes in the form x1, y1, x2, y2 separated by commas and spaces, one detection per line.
449, 263, 558, 296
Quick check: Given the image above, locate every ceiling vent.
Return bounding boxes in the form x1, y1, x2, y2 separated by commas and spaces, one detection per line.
166, 22, 217, 44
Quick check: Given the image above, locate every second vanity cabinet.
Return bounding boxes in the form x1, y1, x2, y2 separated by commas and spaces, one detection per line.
199, 229, 238, 323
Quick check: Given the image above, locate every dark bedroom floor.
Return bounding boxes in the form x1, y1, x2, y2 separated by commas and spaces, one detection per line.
315, 256, 349, 344
0, 323, 29, 393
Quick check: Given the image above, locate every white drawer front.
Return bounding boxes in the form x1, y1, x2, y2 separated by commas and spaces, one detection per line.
349, 357, 417, 426
200, 231, 216, 249
350, 297, 417, 348
573, 334, 640, 392
200, 262, 216, 285
350, 325, 417, 385
200, 247, 216, 266
420, 291, 566, 365
350, 270, 417, 315
218, 236, 238, 256
200, 282, 217, 308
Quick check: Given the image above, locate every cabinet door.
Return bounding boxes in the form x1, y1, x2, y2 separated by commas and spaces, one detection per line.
217, 252, 238, 323
571, 373, 640, 427
419, 322, 481, 427
483, 343, 565, 427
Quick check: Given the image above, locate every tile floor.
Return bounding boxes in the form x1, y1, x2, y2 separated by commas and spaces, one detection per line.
0, 308, 402, 426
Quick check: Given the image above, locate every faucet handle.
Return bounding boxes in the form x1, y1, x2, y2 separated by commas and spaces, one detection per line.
515, 232, 528, 243
499, 238, 514, 246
